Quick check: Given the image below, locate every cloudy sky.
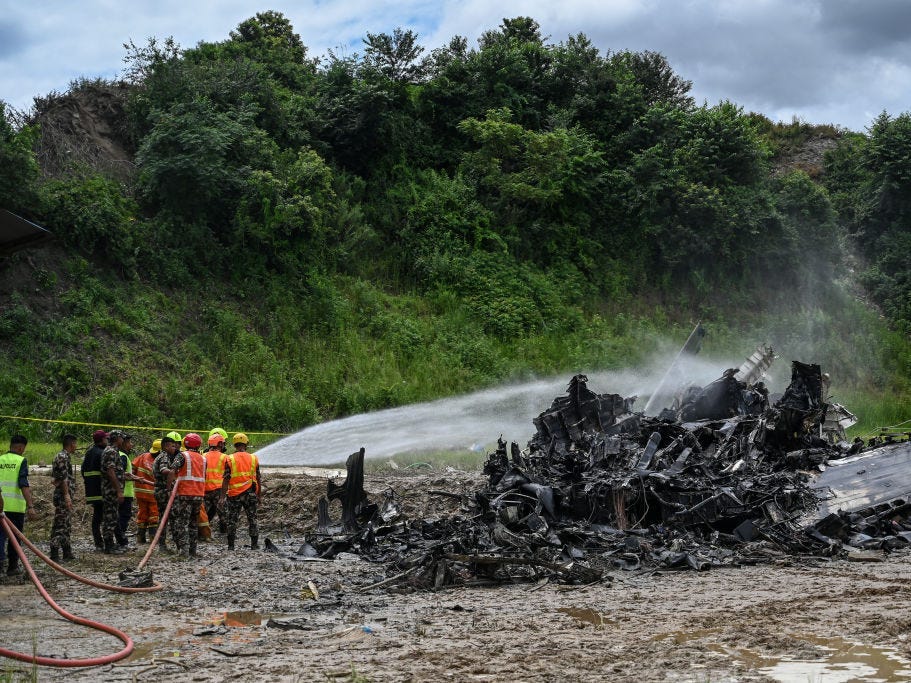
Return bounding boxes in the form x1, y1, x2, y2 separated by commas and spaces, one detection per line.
2, 0, 911, 131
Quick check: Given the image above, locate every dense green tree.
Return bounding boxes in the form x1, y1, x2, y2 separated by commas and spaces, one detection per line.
363, 28, 425, 83
0, 103, 41, 216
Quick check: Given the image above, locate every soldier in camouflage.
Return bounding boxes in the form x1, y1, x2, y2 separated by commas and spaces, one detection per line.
168, 433, 206, 557
100, 430, 127, 553
49, 434, 78, 562
151, 436, 179, 552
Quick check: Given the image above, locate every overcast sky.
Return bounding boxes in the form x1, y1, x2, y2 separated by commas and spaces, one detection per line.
3, 0, 911, 132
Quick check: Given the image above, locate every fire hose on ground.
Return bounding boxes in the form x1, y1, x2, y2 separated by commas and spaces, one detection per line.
0, 481, 179, 668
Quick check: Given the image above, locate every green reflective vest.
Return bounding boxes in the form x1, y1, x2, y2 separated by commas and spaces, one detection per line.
0, 451, 27, 513
121, 451, 134, 498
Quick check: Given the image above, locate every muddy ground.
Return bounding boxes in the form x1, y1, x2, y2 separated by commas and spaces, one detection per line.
3, 466, 911, 682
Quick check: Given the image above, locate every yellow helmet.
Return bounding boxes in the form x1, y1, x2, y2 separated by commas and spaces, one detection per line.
151, 439, 162, 454
232, 433, 249, 446
209, 427, 228, 440
167, 431, 182, 444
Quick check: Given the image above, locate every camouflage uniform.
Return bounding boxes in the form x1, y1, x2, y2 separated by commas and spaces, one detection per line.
100, 445, 126, 548
152, 451, 174, 547
167, 451, 202, 555
224, 489, 259, 540
50, 449, 76, 556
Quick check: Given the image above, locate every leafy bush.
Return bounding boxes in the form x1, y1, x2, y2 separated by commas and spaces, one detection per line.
41, 175, 139, 257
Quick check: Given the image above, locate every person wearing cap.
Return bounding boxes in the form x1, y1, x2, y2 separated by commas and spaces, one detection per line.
132, 439, 160, 544
0, 435, 36, 577
220, 433, 263, 550
49, 434, 78, 562
170, 433, 206, 557
203, 432, 228, 535
100, 430, 128, 553
152, 435, 180, 552
82, 429, 108, 549
117, 433, 141, 547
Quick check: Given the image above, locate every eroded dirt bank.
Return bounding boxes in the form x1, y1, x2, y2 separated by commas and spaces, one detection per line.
3, 467, 911, 682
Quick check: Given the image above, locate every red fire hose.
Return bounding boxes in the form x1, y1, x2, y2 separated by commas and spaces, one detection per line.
0, 482, 180, 667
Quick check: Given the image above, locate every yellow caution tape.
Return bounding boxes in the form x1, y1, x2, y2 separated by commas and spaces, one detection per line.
0, 414, 290, 437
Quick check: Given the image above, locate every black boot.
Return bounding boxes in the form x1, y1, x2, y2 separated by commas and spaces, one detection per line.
49, 547, 60, 562
227, 534, 235, 550
250, 535, 259, 550
137, 528, 147, 544
62, 545, 76, 562
103, 541, 124, 555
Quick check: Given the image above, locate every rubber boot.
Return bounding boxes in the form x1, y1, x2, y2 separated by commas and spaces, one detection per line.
62, 544, 76, 562
189, 538, 198, 558
92, 531, 104, 550
49, 547, 60, 562
250, 535, 259, 550
227, 534, 235, 550
104, 541, 124, 555
137, 528, 147, 544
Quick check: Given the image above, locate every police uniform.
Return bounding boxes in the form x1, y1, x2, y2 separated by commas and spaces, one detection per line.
0, 450, 30, 574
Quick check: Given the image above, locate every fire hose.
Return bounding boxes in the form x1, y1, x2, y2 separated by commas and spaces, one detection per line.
0, 481, 180, 667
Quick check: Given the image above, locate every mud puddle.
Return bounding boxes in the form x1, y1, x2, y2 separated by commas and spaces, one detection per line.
657, 628, 911, 681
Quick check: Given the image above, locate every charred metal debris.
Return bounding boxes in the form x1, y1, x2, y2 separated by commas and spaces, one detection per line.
295, 355, 911, 590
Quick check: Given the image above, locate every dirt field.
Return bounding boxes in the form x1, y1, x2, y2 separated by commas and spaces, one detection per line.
3, 466, 911, 682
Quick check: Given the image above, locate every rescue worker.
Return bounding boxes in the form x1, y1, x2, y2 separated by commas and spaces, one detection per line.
152, 434, 180, 552
169, 433, 206, 557
132, 439, 161, 543
100, 430, 127, 553
117, 433, 141, 546
0, 435, 37, 575
81, 429, 108, 549
203, 432, 228, 534
49, 433, 78, 562
220, 433, 263, 550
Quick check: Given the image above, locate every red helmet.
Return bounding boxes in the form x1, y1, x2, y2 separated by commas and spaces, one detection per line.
184, 432, 202, 449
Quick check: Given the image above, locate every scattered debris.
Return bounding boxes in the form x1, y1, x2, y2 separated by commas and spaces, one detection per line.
299, 342, 911, 591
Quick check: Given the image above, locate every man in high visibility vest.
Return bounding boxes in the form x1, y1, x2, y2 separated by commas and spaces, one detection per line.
169, 433, 206, 557
49, 433, 78, 562
132, 439, 161, 544
81, 429, 108, 549
0, 435, 37, 576
117, 433, 141, 547
219, 433, 263, 550
203, 432, 228, 535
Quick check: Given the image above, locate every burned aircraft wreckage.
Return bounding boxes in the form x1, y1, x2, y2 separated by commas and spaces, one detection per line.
293, 334, 911, 589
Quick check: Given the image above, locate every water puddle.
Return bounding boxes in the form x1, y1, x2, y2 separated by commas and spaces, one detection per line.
655, 629, 911, 681
222, 610, 264, 627
557, 607, 613, 627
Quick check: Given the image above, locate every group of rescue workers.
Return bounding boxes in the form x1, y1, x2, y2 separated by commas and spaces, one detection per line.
0, 427, 263, 575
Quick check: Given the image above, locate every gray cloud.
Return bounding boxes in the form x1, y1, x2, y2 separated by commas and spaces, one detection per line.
2, 0, 911, 129
0, 19, 27, 59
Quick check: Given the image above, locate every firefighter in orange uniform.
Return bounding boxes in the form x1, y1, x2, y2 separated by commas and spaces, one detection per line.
219, 433, 262, 550
132, 439, 160, 544
169, 433, 206, 557
203, 433, 228, 535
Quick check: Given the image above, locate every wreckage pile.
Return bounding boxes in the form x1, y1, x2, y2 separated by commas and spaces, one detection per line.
298, 360, 911, 590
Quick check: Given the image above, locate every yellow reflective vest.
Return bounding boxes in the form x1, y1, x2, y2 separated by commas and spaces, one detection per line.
0, 452, 27, 513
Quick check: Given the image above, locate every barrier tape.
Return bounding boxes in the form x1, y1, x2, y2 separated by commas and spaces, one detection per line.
0, 414, 290, 436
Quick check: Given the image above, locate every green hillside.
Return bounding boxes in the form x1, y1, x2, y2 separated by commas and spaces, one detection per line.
2, 12, 910, 444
